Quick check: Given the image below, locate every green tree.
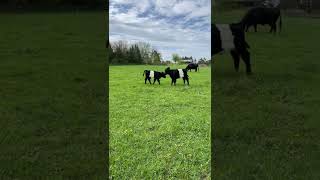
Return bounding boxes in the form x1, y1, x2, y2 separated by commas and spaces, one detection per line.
107, 41, 114, 64
137, 42, 152, 64
112, 40, 129, 64
133, 44, 142, 64
172, 53, 181, 63
151, 50, 161, 64
128, 45, 135, 64
110, 40, 163, 65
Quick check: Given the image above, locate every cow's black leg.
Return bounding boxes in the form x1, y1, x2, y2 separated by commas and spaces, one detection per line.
186, 77, 189, 85
157, 79, 160, 85
183, 78, 185, 84
148, 78, 151, 84
174, 79, 176, 86
240, 50, 252, 74
153, 78, 156, 84
171, 79, 173, 86
245, 25, 249, 32
230, 50, 240, 72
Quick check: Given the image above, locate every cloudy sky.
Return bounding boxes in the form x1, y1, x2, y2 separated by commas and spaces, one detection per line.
109, 0, 211, 61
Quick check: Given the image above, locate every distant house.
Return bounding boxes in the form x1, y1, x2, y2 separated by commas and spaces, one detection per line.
281, 0, 320, 12
180, 56, 195, 64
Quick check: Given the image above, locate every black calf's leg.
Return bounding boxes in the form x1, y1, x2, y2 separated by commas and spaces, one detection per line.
240, 50, 252, 74
269, 24, 273, 33
183, 78, 186, 84
153, 78, 156, 84
230, 50, 240, 72
269, 23, 276, 33
171, 79, 174, 86
148, 78, 151, 84
186, 77, 189, 85
157, 79, 160, 85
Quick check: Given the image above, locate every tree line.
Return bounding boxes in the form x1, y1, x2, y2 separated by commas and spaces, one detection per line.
108, 41, 162, 65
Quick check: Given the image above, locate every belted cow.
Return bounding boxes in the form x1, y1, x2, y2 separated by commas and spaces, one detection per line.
186, 63, 199, 72
143, 70, 166, 85
165, 67, 189, 85
241, 7, 282, 33
212, 23, 252, 74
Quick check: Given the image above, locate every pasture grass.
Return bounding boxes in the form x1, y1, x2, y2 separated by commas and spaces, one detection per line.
0, 12, 107, 178
213, 10, 320, 179
109, 65, 211, 179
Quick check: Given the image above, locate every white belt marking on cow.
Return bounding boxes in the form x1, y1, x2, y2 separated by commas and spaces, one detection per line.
216, 24, 235, 51
178, 69, 184, 78
150, 71, 154, 78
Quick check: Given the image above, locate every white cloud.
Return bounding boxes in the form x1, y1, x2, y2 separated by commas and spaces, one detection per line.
172, 1, 197, 15
109, 0, 211, 60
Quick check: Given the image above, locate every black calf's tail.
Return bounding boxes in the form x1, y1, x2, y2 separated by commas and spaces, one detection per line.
279, 11, 282, 32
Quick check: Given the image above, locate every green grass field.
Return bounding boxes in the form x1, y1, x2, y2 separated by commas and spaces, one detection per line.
109, 65, 211, 178
0, 12, 107, 178
213, 9, 320, 179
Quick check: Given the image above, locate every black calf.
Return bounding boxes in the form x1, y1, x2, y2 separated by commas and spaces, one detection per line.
165, 67, 189, 86
186, 63, 199, 72
212, 23, 252, 74
143, 70, 166, 85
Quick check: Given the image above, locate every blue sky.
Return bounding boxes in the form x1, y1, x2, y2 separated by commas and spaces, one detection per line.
109, 0, 211, 61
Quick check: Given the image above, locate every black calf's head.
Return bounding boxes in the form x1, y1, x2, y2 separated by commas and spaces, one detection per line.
165, 67, 170, 74
160, 72, 166, 78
